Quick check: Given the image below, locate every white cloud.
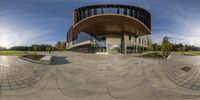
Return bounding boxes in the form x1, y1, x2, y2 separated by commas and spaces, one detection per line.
0, 24, 52, 48
0, 8, 56, 48
146, 0, 200, 46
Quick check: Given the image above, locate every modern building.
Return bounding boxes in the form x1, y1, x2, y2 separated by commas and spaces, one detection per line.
66, 4, 151, 54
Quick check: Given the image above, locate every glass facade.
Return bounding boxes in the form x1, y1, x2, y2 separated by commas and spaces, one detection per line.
71, 31, 149, 54
75, 5, 151, 30
73, 32, 94, 44
73, 32, 107, 53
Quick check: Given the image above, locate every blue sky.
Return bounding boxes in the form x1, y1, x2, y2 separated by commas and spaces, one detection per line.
0, 0, 200, 48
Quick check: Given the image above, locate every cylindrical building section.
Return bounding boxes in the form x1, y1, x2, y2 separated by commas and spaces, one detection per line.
66, 4, 152, 54
73, 4, 151, 30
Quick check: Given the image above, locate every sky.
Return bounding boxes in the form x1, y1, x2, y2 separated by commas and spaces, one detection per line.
0, 0, 200, 48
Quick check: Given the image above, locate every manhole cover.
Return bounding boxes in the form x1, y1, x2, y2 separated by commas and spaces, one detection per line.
181, 66, 191, 72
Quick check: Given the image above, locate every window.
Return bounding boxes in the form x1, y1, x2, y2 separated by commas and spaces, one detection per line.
102, 8, 106, 14
132, 9, 135, 17
103, 7, 110, 14
110, 8, 117, 14
127, 8, 130, 16
129, 35, 132, 41
135, 37, 137, 43
94, 8, 97, 15
132, 36, 135, 42
139, 38, 141, 44
124, 8, 127, 15
119, 8, 124, 15
81, 10, 85, 19
138, 38, 141, 44
140, 11, 144, 23
85, 9, 88, 17
135, 10, 139, 19
88, 9, 91, 16
117, 7, 119, 14
96, 8, 102, 14
141, 39, 143, 44
90, 9, 94, 16
77, 11, 81, 21
129, 9, 133, 17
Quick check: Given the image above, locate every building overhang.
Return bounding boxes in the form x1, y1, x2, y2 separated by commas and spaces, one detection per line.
71, 14, 151, 39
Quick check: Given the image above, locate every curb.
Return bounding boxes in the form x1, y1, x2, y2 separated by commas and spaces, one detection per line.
166, 54, 171, 59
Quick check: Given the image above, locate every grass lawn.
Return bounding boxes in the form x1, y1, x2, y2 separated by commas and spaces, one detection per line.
184, 51, 200, 55
0, 51, 34, 56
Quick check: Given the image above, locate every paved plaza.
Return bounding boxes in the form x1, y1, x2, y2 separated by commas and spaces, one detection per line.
0, 52, 200, 100
161, 53, 200, 94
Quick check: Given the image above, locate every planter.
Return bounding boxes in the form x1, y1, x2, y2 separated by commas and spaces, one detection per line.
142, 52, 163, 58
19, 55, 52, 65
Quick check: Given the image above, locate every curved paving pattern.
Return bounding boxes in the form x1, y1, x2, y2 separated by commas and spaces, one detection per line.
162, 53, 200, 90
0, 56, 48, 90
52, 52, 199, 100
1, 52, 200, 100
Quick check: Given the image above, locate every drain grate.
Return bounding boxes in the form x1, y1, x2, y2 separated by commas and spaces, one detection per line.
181, 66, 191, 72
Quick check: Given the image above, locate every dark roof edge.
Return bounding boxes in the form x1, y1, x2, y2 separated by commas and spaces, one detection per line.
75, 4, 150, 14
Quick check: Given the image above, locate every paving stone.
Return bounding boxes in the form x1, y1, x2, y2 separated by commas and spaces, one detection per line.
1, 52, 200, 100
162, 53, 200, 90
0, 56, 49, 91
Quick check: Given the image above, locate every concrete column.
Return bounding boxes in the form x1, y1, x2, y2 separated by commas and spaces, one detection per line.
124, 44, 127, 54
135, 45, 138, 53
106, 44, 108, 53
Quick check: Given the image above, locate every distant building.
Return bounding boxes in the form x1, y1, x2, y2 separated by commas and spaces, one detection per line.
66, 4, 151, 54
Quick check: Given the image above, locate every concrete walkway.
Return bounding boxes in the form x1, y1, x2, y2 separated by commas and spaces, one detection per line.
0, 52, 200, 100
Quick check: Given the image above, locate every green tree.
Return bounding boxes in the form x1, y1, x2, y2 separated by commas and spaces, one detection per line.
180, 44, 186, 54
50, 46, 54, 52
33, 45, 37, 56
147, 38, 153, 51
55, 41, 62, 50
61, 42, 66, 49
152, 43, 161, 51
46, 46, 51, 54
161, 36, 172, 57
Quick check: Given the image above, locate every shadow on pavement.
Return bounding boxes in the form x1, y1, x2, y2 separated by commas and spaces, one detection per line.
51, 56, 70, 65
